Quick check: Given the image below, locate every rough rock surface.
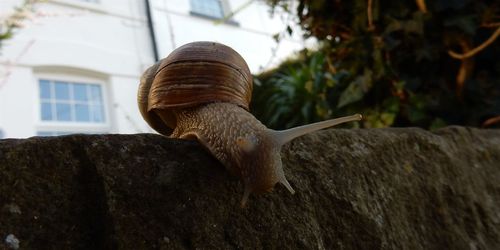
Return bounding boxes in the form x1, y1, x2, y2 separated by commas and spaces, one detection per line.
0, 127, 499, 249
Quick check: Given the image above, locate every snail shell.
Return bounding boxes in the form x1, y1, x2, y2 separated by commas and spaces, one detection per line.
138, 41, 252, 135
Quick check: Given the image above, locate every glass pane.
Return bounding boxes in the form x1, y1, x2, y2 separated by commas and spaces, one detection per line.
91, 105, 105, 122
73, 83, 88, 101
75, 104, 90, 122
90, 85, 102, 104
41, 102, 53, 120
39, 80, 51, 99
54, 82, 70, 100
191, 0, 223, 18
56, 103, 71, 121
208, 0, 223, 17
190, 0, 200, 10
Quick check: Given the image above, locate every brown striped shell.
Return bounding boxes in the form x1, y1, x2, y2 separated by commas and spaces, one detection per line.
138, 41, 253, 135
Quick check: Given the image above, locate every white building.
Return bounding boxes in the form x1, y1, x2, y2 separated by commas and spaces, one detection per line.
0, 0, 307, 138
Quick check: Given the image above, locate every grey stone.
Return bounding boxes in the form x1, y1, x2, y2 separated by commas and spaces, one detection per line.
0, 127, 499, 249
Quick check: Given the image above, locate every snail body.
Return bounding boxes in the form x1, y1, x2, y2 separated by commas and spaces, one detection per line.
138, 41, 362, 206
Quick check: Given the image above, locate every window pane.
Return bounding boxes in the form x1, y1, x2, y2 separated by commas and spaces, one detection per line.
191, 0, 223, 18
56, 103, 71, 121
91, 105, 105, 122
90, 85, 102, 103
55, 82, 70, 100
75, 104, 90, 122
39, 80, 51, 99
73, 83, 88, 101
40, 80, 105, 125
41, 102, 53, 120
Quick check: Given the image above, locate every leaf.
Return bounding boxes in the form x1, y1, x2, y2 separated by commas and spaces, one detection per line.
380, 112, 396, 126
286, 25, 293, 36
372, 47, 385, 78
384, 19, 403, 34
407, 94, 427, 123
429, 118, 447, 131
337, 69, 373, 108
272, 33, 280, 42
383, 35, 401, 51
443, 15, 477, 35
415, 47, 433, 61
304, 80, 313, 93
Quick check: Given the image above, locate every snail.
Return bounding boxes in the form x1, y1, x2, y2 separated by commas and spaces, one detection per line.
138, 41, 362, 207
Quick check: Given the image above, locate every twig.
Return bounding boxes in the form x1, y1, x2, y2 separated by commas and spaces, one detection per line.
454, 39, 474, 97
416, 0, 427, 13
325, 56, 337, 73
456, 62, 466, 96
480, 22, 500, 28
367, 0, 375, 31
482, 116, 500, 127
448, 26, 500, 60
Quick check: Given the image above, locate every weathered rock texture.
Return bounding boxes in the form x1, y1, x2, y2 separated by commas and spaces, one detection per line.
0, 127, 499, 249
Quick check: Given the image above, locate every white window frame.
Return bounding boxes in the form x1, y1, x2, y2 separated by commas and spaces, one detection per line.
34, 73, 111, 135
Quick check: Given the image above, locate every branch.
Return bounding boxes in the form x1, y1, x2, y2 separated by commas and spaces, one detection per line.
482, 116, 500, 127
454, 39, 474, 97
416, 0, 427, 13
448, 27, 500, 60
480, 22, 500, 28
367, 0, 375, 31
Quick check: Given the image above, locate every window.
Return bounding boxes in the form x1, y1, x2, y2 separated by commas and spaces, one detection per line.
190, 0, 224, 19
39, 79, 105, 123
36, 76, 109, 136
37, 131, 78, 136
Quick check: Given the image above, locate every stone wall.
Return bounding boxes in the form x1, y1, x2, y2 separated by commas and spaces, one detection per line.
1, 127, 499, 249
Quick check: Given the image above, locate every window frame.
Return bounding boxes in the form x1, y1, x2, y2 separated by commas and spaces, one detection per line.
35, 73, 111, 135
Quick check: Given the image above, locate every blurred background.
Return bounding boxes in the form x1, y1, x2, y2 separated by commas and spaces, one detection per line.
0, 0, 499, 139
0, 0, 310, 138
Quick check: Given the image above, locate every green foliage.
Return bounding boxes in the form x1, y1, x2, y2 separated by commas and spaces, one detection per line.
252, 52, 339, 129
254, 0, 500, 129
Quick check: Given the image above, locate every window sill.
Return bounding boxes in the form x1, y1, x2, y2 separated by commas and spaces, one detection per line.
37, 121, 109, 129
189, 11, 239, 27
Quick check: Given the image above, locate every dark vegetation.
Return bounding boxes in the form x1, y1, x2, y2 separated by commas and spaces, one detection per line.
252, 0, 500, 129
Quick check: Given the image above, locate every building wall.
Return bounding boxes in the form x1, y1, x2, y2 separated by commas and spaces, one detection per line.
151, 0, 306, 72
0, 0, 306, 138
